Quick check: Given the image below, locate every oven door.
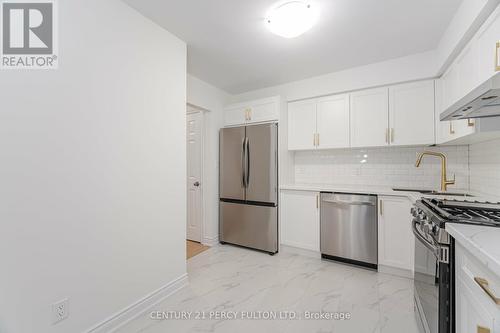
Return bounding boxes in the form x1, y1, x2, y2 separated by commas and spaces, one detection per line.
413, 219, 451, 333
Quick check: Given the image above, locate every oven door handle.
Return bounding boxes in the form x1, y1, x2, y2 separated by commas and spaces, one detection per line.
412, 219, 439, 258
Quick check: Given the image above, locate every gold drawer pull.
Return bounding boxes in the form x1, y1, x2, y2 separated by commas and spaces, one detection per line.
474, 277, 500, 305
496, 41, 500, 72
478, 325, 490, 333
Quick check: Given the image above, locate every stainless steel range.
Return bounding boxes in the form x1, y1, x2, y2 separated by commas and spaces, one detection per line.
412, 198, 500, 333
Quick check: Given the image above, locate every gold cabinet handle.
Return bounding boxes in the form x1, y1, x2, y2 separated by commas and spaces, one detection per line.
313, 133, 316, 146
496, 41, 500, 72
449, 122, 455, 135
390, 128, 394, 143
317, 133, 320, 147
379, 199, 383, 216
474, 277, 500, 305
477, 325, 491, 333
316, 194, 319, 209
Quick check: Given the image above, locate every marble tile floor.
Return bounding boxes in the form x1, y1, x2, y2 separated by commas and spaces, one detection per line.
118, 245, 421, 333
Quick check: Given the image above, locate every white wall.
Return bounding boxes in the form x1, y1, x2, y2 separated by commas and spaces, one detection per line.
187, 75, 231, 245
0, 1, 187, 332
230, 51, 438, 103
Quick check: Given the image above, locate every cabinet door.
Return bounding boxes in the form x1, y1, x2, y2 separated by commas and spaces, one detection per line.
316, 94, 350, 149
288, 100, 317, 150
435, 80, 476, 144
456, 40, 480, 98
441, 64, 460, 111
224, 106, 247, 127
456, 277, 495, 333
477, 6, 500, 84
389, 81, 435, 146
378, 196, 414, 271
248, 98, 279, 124
350, 88, 389, 148
280, 190, 320, 251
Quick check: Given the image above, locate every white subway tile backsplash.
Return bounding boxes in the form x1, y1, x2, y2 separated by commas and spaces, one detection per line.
470, 138, 500, 198
294, 145, 470, 191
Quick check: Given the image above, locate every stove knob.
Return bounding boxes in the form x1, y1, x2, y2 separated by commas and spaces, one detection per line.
411, 208, 417, 217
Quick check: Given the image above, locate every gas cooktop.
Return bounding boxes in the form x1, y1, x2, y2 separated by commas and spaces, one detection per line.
421, 198, 500, 227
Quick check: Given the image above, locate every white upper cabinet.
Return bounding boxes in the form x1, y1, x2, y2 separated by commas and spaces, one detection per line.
288, 81, 437, 150
389, 80, 435, 146
350, 87, 389, 148
224, 96, 279, 127
288, 99, 317, 150
441, 63, 460, 111
477, 6, 500, 84
250, 98, 280, 123
224, 105, 248, 127
439, 5, 500, 115
316, 94, 350, 149
456, 40, 480, 97
288, 94, 350, 150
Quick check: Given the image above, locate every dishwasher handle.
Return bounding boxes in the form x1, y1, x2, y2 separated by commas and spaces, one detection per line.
322, 199, 376, 206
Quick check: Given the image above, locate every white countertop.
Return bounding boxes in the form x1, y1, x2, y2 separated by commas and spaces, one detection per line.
280, 183, 481, 203
446, 223, 500, 278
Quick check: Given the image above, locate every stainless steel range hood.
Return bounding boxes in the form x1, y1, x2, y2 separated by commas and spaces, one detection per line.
441, 72, 500, 121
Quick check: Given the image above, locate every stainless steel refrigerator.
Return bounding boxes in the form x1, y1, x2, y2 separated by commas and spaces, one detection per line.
219, 123, 278, 254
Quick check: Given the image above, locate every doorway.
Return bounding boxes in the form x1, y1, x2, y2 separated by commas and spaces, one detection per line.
186, 109, 203, 243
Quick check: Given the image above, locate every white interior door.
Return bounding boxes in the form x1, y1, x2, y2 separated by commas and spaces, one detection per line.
187, 111, 203, 242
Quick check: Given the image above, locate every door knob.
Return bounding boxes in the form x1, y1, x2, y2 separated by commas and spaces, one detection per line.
194, 181, 200, 187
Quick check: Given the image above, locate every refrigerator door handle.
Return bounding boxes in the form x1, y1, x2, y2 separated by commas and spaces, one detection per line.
241, 137, 247, 188
246, 137, 250, 188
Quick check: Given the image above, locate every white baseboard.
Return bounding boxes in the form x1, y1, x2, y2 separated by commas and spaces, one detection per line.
202, 235, 219, 247
280, 244, 321, 258
86, 273, 188, 333
378, 265, 414, 279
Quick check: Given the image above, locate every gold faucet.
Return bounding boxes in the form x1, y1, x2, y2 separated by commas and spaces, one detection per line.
415, 151, 456, 192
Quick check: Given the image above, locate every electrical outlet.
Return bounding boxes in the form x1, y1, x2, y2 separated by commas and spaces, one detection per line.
52, 298, 69, 324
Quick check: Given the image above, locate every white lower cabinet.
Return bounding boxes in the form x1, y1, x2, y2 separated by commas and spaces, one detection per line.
280, 190, 320, 252
456, 278, 496, 333
377, 196, 414, 272
456, 243, 500, 333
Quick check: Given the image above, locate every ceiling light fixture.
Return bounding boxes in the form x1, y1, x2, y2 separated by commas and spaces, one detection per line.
266, 1, 319, 38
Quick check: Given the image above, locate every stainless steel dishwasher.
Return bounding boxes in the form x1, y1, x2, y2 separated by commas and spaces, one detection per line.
320, 192, 378, 269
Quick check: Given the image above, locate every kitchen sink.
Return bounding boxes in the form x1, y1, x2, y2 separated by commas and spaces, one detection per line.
392, 188, 475, 197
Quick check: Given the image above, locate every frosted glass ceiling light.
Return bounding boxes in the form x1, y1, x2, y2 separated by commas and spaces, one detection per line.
266, 1, 318, 38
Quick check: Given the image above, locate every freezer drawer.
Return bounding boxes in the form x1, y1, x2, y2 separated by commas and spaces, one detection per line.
320, 193, 378, 267
220, 201, 278, 253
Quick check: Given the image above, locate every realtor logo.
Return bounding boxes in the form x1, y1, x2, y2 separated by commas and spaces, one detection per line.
1, 0, 58, 69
